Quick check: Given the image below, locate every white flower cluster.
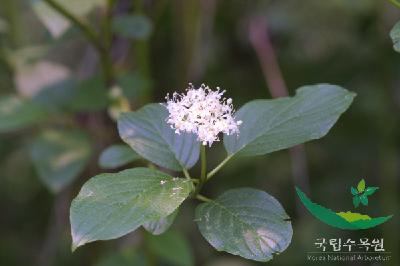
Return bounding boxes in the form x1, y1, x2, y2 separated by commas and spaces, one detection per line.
164, 83, 242, 146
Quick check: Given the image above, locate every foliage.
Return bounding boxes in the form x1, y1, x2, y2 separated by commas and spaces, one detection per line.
71, 83, 354, 262
0, 0, 399, 265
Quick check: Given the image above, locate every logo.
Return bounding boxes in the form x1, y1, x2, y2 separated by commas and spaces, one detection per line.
295, 179, 393, 230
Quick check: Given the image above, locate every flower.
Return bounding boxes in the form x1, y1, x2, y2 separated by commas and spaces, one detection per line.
164, 83, 242, 146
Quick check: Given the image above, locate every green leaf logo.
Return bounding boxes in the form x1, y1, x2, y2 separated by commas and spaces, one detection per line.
351, 179, 379, 208
357, 179, 365, 193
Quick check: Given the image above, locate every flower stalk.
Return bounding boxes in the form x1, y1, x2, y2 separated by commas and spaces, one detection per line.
192, 145, 207, 198
207, 154, 234, 181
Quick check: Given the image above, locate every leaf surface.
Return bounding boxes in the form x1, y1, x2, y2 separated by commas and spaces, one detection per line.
224, 84, 355, 157
195, 188, 292, 262
70, 168, 193, 249
99, 144, 141, 169
118, 104, 200, 171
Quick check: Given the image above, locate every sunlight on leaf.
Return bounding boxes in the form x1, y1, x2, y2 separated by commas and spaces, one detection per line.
70, 168, 193, 250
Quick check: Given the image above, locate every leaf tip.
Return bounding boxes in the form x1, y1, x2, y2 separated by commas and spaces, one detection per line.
71, 242, 79, 252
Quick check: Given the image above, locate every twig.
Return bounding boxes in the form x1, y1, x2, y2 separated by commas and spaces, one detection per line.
43, 0, 102, 51
43, 0, 114, 85
207, 154, 233, 181
249, 17, 311, 210
196, 194, 212, 202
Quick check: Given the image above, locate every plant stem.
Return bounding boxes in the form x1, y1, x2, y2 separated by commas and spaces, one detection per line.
103, 0, 115, 50
43, 0, 102, 51
43, 0, 114, 85
200, 145, 207, 182
183, 168, 191, 179
389, 0, 400, 8
192, 145, 207, 197
196, 194, 212, 202
133, 0, 152, 101
206, 154, 233, 181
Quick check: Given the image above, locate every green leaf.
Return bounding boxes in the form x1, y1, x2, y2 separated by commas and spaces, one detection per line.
112, 14, 153, 40
353, 196, 360, 208
360, 194, 368, 206
118, 104, 200, 171
350, 186, 358, 196
390, 21, 400, 53
99, 144, 141, 169
357, 179, 366, 193
143, 209, 178, 235
147, 231, 194, 266
364, 187, 379, 196
0, 95, 47, 133
195, 188, 292, 262
29, 129, 92, 192
224, 84, 355, 157
70, 168, 193, 250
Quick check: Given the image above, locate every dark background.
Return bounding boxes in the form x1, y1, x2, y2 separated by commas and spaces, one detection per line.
0, 0, 399, 265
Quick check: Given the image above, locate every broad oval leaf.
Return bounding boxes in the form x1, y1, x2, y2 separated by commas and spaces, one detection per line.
118, 104, 200, 171
29, 129, 92, 192
350, 187, 358, 196
390, 21, 400, 53
195, 188, 292, 262
224, 84, 355, 157
70, 168, 193, 250
143, 209, 178, 235
99, 144, 141, 169
0, 95, 47, 133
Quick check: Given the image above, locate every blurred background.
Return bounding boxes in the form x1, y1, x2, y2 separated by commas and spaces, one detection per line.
0, 0, 399, 265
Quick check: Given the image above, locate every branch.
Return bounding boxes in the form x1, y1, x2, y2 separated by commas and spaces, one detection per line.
43, 0, 103, 52
249, 17, 311, 207
43, 0, 114, 85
